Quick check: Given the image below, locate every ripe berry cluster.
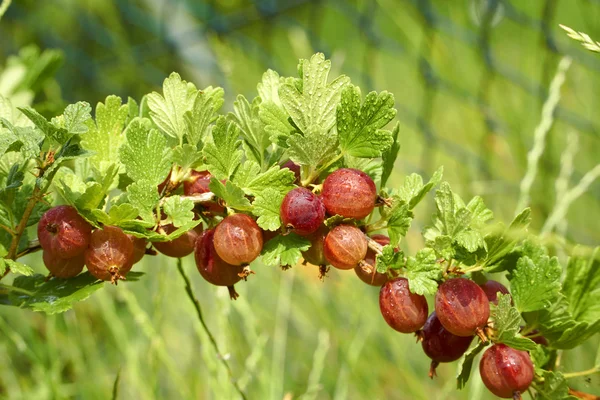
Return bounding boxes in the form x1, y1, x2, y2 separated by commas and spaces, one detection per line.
38, 164, 539, 399
380, 275, 537, 398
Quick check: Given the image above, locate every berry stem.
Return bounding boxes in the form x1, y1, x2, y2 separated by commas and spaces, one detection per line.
365, 235, 384, 255
175, 259, 247, 400
15, 239, 41, 259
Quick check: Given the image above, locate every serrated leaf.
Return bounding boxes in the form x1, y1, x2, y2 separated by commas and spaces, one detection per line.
490, 293, 537, 351
81, 95, 129, 172
511, 254, 562, 313
483, 208, 531, 272
252, 188, 284, 231
203, 116, 242, 180
7, 273, 104, 314
405, 248, 441, 295
454, 229, 486, 253
162, 196, 194, 227
397, 167, 443, 210
147, 72, 197, 143
184, 86, 224, 147
119, 118, 172, 186
231, 95, 270, 168
172, 144, 203, 170
127, 180, 159, 222
0, 259, 34, 276
92, 203, 139, 226
562, 246, 600, 323
533, 371, 574, 400
456, 342, 487, 389
385, 200, 413, 246
208, 179, 251, 211
59, 101, 92, 135
375, 245, 404, 274
260, 100, 293, 147
336, 86, 395, 158
233, 163, 295, 197
280, 53, 350, 135
18, 106, 68, 143
381, 122, 400, 187
286, 124, 338, 169
261, 233, 311, 267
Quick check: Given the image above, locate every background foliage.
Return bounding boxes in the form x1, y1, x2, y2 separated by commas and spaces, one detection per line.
0, 0, 599, 399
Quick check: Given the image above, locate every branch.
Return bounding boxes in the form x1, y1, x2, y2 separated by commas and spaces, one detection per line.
176, 259, 247, 400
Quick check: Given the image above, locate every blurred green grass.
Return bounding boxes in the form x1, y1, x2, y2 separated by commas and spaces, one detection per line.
1, 0, 600, 399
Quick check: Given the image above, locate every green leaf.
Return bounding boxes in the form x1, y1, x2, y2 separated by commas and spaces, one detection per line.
533, 371, 574, 400
0, 259, 34, 276
184, 86, 224, 147
456, 342, 487, 389
336, 85, 395, 157
172, 144, 203, 171
81, 95, 129, 173
8, 273, 104, 314
375, 245, 404, 274
127, 180, 160, 222
0, 119, 44, 159
252, 188, 284, 231
510, 254, 562, 313
260, 101, 293, 147
162, 196, 194, 228
454, 230, 486, 253
490, 293, 537, 351
280, 53, 350, 135
483, 208, 531, 271
562, 246, 600, 323
119, 118, 172, 186
208, 179, 251, 211
286, 125, 339, 168
92, 203, 140, 227
397, 167, 443, 210
381, 122, 400, 187
231, 95, 270, 168
466, 196, 493, 228
233, 163, 295, 197
146, 72, 197, 143
261, 233, 311, 268
203, 116, 242, 180
18, 106, 67, 144
524, 293, 600, 349
385, 199, 414, 246
56, 101, 92, 135
405, 248, 441, 295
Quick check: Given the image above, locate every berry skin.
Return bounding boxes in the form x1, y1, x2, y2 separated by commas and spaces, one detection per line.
214, 214, 263, 266
84, 226, 134, 284
42, 251, 85, 278
479, 344, 534, 399
280, 188, 326, 236
323, 224, 367, 269
379, 277, 428, 333
421, 312, 474, 378
302, 226, 328, 266
435, 278, 490, 337
195, 229, 244, 299
38, 205, 92, 259
321, 168, 377, 219
153, 224, 202, 258
480, 279, 510, 305
282, 160, 301, 184
354, 234, 391, 286
183, 170, 226, 214
128, 235, 147, 264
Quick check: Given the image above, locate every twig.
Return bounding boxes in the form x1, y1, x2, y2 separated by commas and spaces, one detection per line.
175, 259, 247, 400
15, 239, 41, 259
568, 388, 600, 400
365, 235, 384, 255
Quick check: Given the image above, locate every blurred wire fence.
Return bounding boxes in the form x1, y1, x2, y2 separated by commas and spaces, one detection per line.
1, 0, 599, 244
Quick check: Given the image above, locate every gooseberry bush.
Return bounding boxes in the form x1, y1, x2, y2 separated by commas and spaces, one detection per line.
0, 53, 599, 399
